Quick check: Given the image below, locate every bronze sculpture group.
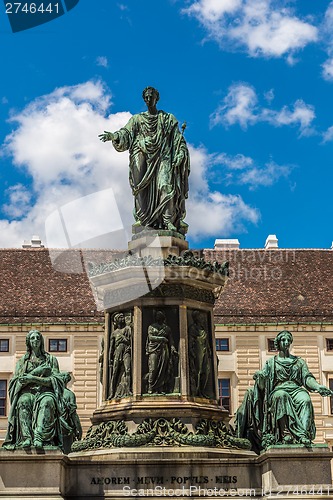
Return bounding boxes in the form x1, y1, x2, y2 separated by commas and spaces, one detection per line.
2, 89, 333, 454
3, 330, 81, 451
235, 330, 333, 452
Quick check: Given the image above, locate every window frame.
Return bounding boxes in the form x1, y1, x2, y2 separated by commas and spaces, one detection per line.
218, 378, 231, 414
0, 379, 7, 417
329, 379, 333, 415
48, 338, 68, 353
267, 338, 278, 352
326, 339, 333, 352
216, 338, 230, 352
0, 339, 9, 353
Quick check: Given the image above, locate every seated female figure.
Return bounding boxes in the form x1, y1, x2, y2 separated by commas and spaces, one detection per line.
3, 329, 64, 449
235, 330, 332, 451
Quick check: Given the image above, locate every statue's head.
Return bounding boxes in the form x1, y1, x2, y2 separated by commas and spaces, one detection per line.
142, 86, 160, 103
274, 330, 293, 350
155, 310, 165, 322
26, 329, 46, 354
192, 310, 202, 322
112, 312, 124, 326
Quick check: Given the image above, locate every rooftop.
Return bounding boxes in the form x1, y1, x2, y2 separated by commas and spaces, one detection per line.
0, 247, 332, 325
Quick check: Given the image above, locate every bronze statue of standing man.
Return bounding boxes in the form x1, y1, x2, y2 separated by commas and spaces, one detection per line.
99, 87, 190, 234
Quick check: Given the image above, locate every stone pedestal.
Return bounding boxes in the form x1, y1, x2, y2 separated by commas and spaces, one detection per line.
1, 447, 332, 499
128, 230, 189, 258
258, 445, 333, 497
83, 234, 234, 451
0, 448, 66, 499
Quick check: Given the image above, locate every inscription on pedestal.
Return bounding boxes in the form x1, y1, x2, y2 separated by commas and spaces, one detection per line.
90, 473, 239, 487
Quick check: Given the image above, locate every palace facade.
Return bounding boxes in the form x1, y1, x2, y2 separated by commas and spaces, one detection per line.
1, 242, 333, 448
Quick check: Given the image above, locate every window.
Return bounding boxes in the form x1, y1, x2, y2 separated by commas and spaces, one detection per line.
267, 339, 277, 352
0, 339, 9, 352
0, 380, 7, 416
326, 339, 333, 351
216, 338, 229, 351
218, 378, 231, 413
49, 339, 68, 352
329, 380, 333, 415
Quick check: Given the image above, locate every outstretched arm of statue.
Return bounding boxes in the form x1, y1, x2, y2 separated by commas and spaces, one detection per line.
306, 376, 333, 396
98, 130, 115, 142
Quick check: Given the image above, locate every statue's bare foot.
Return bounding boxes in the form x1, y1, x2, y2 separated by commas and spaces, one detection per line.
21, 438, 31, 448
33, 439, 43, 448
300, 437, 311, 446
166, 222, 177, 231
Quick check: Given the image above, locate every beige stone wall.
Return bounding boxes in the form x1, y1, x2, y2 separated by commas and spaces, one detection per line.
216, 322, 333, 447
0, 323, 103, 444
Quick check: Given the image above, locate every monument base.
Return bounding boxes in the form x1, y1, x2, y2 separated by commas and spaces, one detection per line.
1, 446, 332, 499
128, 231, 189, 258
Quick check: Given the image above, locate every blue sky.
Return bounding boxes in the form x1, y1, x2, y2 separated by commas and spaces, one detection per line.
0, 0, 333, 250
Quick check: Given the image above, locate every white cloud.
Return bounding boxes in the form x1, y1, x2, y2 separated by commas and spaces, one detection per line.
261, 99, 316, 136
211, 83, 315, 134
264, 89, 274, 103
183, 0, 318, 60
96, 56, 109, 68
0, 80, 258, 247
322, 126, 333, 143
322, 58, 333, 81
185, 0, 241, 23
238, 161, 292, 189
212, 152, 254, 170
187, 191, 259, 240
322, 3, 333, 81
0, 81, 132, 247
118, 3, 129, 11
2, 184, 32, 219
212, 152, 293, 190
183, 145, 260, 240
210, 83, 257, 129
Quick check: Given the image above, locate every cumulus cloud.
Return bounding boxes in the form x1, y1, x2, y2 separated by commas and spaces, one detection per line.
211, 82, 315, 135
322, 126, 333, 143
237, 161, 292, 189
212, 152, 254, 171
210, 83, 258, 128
183, 0, 318, 60
212, 152, 293, 190
186, 146, 260, 240
0, 80, 258, 247
0, 81, 132, 247
2, 184, 32, 219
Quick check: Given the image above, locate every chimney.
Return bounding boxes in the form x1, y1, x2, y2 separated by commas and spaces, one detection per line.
22, 235, 44, 248
265, 234, 278, 249
214, 239, 240, 250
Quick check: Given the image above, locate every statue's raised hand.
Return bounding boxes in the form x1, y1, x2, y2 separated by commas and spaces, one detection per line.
98, 131, 114, 142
